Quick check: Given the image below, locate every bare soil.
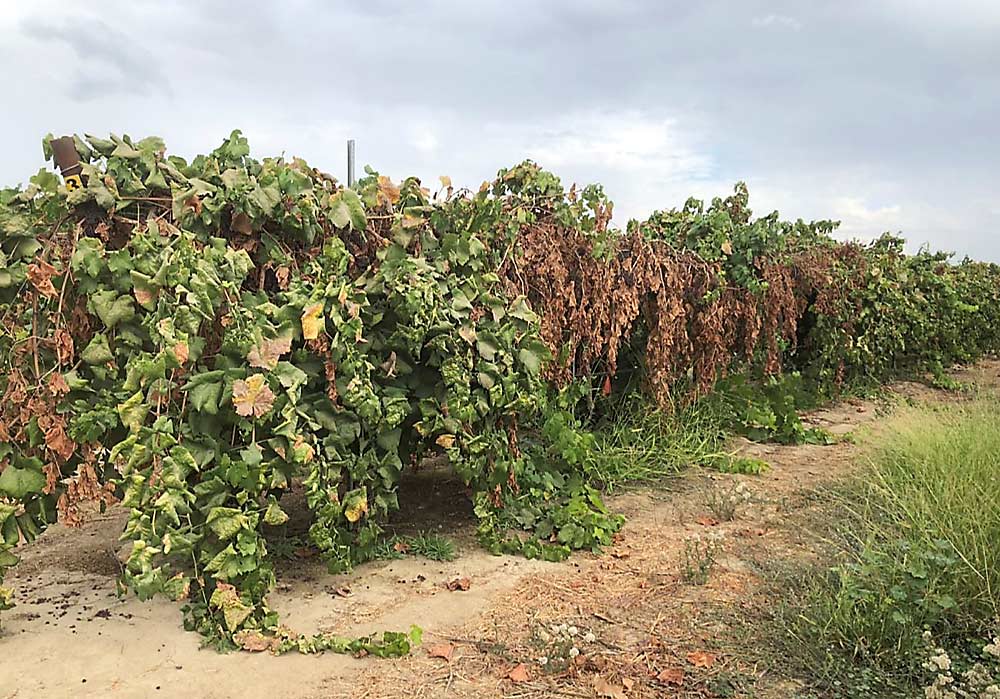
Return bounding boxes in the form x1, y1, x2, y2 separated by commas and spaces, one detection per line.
3, 361, 996, 699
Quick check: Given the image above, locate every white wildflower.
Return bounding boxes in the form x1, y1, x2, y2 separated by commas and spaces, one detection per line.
567, 626, 578, 636
931, 652, 952, 672
583, 632, 596, 643
985, 637, 1000, 658
538, 656, 548, 666
569, 647, 580, 658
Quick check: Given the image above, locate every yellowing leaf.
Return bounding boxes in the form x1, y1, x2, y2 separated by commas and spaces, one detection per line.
344, 491, 368, 523
134, 285, 156, 308
247, 334, 292, 370
291, 435, 315, 463
172, 341, 189, 365
210, 582, 252, 631
301, 303, 325, 340
231, 374, 275, 418
435, 434, 456, 449
163, 573, 191, 602
401, 212, 424, 229
377, 175, 401, 207
721, 240, 733, 256
439, 175, 452, 189
263, 502, 290, 526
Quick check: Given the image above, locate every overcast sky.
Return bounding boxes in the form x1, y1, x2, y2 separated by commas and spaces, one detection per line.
2, 1, 998, 260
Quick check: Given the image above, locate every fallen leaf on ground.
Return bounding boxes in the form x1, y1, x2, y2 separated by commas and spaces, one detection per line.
656, 668, 685, 685
331, 586, 352, 598
427, 643, 455, 662
594, 676, 627, 699
695, 516, 720, 526
686, 650, 717, 668
393, 540, 409, 554
445, 576, 471, 591
507, 664, 530, 682
233, 629, 273, 652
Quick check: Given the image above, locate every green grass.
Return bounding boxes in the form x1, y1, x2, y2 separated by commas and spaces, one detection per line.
794, 396, 1000, 692
582, 395, 732, 490
372, 532, 456, 562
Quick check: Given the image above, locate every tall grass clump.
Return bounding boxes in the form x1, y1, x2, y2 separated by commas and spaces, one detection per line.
583, 396, 731, 490
799, 397, 1000, 690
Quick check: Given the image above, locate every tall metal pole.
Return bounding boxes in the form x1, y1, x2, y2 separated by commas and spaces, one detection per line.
347, 139, 356, 188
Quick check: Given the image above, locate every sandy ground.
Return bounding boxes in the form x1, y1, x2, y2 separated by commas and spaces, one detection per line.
3, 361, 996, 699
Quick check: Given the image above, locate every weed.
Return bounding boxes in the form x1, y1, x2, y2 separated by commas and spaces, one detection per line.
702, 480, 753, 522
712, 373, 834, 446
710, 454, 771, 474
374, 532, 456, 562
396, 532, 455, 562
267, 533, 309, 561
682, 532, 720, 585
795, 397, 1000, 691
584, 395, 732, 490
529, 622, 597, 673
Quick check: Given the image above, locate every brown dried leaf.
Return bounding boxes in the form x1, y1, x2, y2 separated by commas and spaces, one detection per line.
247, 335, 293, 370
185, 194, 203, 215
594, 676, 627, 699
44, 423, 75, 462
42, 462, 60, 495
656, 667, 685, 685
275, 265, 291, 290
48, 372, 70, 396
231, 212, 253, 235
506, 664, 530, 683
52, 329, 74, 365
686, 650, 716, 668
234, 629, 274, 652
445, 576, 471, 591
427, 642, 455, 662
27, 260, 59, 299
695, 516, 720, 527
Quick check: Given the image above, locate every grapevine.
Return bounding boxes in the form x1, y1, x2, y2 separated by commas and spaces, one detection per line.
1, 131, 998, 652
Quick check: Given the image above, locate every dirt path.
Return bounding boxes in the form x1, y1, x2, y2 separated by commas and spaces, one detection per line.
4, 362, 996, 699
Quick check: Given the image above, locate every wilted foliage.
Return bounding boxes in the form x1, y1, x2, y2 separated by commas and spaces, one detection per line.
1, 131, 998, 650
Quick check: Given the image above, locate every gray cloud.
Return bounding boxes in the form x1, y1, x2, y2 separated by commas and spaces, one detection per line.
19, 14, 171, 99
1, 0, 998, 260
